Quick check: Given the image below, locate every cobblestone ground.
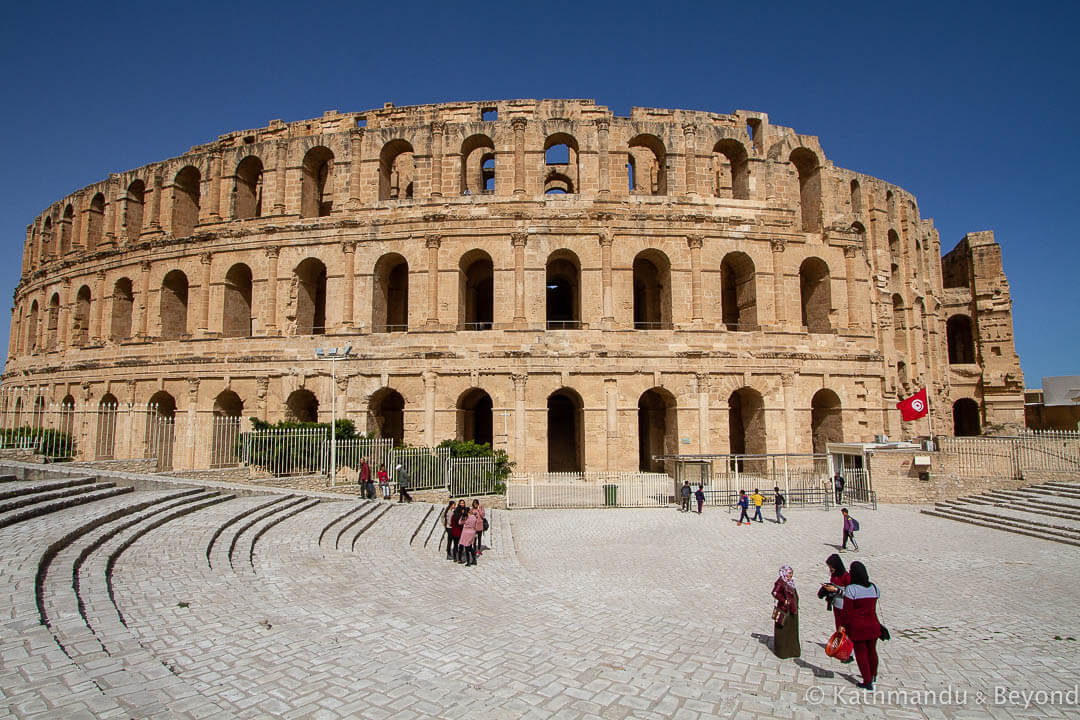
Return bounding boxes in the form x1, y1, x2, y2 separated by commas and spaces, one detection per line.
3, 487, 1079, 719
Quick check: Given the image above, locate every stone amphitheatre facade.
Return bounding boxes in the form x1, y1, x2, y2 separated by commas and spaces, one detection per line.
3, 99, 1025, 472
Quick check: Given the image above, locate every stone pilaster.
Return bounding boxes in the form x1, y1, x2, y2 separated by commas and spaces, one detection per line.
512, 117, 527, 195
511, 232, 528, 325
426, 234, 441, 327
687, 235, 704, 323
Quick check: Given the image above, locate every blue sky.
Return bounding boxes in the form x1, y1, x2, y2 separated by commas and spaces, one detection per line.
1, 1, 1076, 386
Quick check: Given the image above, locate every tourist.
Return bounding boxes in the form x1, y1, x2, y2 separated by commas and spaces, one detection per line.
680, 481, 692, 512
395, 464, 413, 503
452, 500, 467, 562
359, 457, 373, 499
442, 500, 457, 560
833, 472, 845, 504
773, 485, 787, 524
472, 499, 487, 554
377, 464, 390, 500
841, 508, 859, 551
459, 504, 480, 566
771, 565, 800, 659
694, 484, 705, 514
750, 488, 765, 523
820, 554, 851, 631
825, 561, 882, 690
737, 490, 750, 525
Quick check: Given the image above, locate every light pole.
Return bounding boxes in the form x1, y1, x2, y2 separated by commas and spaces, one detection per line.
315, 344, 352, 487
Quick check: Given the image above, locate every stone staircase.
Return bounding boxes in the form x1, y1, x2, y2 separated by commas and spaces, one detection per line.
921, 480, 1080, 546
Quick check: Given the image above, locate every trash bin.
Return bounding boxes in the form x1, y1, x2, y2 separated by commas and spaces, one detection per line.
603, 483, 618, 507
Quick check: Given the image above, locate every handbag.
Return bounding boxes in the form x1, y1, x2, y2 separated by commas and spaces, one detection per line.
825, 629, 854, 661
483, 517, 489, 531
771, 606, 787, 627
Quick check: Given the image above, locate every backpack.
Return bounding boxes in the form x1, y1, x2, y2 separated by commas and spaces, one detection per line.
851, 517, 860, 532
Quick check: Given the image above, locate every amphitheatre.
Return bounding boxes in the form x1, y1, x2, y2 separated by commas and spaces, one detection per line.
2, 99, 1078, 719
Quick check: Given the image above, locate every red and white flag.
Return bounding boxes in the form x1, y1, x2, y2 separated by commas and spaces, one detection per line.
896, 387, 929, 421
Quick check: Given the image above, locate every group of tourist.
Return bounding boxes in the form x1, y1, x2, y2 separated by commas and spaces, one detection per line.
441, 499, 487, 566
770, 541, 884, 691
735, 488, 787, 524
356, 458, 393, 500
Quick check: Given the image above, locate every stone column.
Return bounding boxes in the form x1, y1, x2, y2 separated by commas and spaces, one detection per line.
341, 241, 356, 330
697, 372, 710, 454
348, 128, 365, 208
199, 252, 212, 334
605, 378, 618, 471
512, 117, 527, 195
687, 234, 704, 323
422, 370, 436, 448
138, 260, 151, 338
683, 123, 697, 196
8, 308, 17, 359
782, 372, 796, 454
511, 232, 527, 326
256, 377, 269, 422
274, 140, 288, 215
186, 378, 200, 469
93, 271, 106, 343
596, 119, 610, 196
264, 246, 279, 335
844, 246, 859, 330
208, 151, 222, 221
599, 232, 614, 323
512, 373, 527, 471
105, 175, 120, 244
149, 171, 163, 230
771, 239, 786, 328
430, 121, 445, 198
425, 234, 441, 327
59, 279, 71, 350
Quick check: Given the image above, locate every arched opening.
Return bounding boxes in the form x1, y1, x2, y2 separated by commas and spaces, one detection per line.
73, 286, 91, 346
953, 398, 981, 436
547, 388, 584, 472
888, 229, 901, 258
96, 393, 118, 459
457, 388, 493, 447
892, 293, 906, 354
721, 252, 758, 330
897, 361, 909, 391
110, 278, 134, 342
25, 301, 39, 353
810, 389, 843, 453
546, 251, 580, 329
460, 134, 495, 195
59, 395, 75, 443
628, 134, 666, 195
60, 204, 74, 254
712, 139, 749, 199
368, 388, 404, 445
285, 389, 319, 423
947, 315, 976, 364
126, 180, 145, 240
46, 294, 59, 349
850, 179, 862, 217
87, 192, 106, 249
171, 166, 201, 238
459, 250, 493, 330
373, 253, 409, 333
41, 217, 52, 260
301, 147, 334, 217
790, 148, 821, 233
799, 257, 831, 333
632, 250, 671, 329
728, 387, 766, 469
638, 388, 677, 473
294, 258, 327, 335
211, 390, 244, 467
222, 263, 253, 337
146, 391, 176, 470
160, 270, 189, 340
12, 397, 22, 427
544, 133, 578, 194
379, 140, 414, 201
234, 156, 264, 219
32, 396, 45, 428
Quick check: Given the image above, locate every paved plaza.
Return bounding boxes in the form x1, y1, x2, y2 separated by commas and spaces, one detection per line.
1, 470, 1078, 719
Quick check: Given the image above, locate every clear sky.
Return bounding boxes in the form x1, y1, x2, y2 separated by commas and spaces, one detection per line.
1, 0, 1076, 386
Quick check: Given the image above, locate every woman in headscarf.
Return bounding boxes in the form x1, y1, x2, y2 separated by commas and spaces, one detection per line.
821, 553, 851, 630
771, 565, 800, 658
824, 560, 882, 690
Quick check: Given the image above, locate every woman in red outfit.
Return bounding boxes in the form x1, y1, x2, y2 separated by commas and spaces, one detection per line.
823, 553, 851, 630
825, 560, 881, 690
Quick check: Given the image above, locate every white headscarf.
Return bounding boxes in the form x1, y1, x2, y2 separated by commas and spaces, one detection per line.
778, 565, 795, 590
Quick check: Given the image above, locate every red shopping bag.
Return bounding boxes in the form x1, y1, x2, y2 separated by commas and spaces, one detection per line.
825, 629, 854, 662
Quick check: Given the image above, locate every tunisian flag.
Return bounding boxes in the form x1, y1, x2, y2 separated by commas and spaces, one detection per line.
896, 387, 929, 421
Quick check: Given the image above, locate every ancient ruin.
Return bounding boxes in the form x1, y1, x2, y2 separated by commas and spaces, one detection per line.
3, 99, 1025, 471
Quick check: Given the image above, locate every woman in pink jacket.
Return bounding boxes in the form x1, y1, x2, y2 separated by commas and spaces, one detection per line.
458, 507, 480, 566
471, 499, 486, 555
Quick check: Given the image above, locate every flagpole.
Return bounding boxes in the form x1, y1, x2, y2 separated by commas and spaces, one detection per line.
926, 386, 934, 448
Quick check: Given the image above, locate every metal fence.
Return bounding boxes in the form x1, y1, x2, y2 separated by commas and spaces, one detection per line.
333, 436, 394, 477
390, 446, 451, 490
448, 456, 499, 497
939, 430, 1080, 479
506, 472, 672, 509
240, 427, 328, 477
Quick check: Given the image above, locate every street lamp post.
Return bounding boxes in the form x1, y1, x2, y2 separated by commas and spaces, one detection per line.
315, 344, 352, 487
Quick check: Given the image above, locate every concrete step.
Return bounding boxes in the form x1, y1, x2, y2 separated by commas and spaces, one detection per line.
0, 484, 133, 530
959, 494, 1080, 522
925, 506, 1080, 546
0, 476, 96, 502
0, 480, 119, 515
938, 501, 1080, 534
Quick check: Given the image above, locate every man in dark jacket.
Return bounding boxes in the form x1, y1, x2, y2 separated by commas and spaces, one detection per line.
680, 481, 692, 512
396, 464, 413, 503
